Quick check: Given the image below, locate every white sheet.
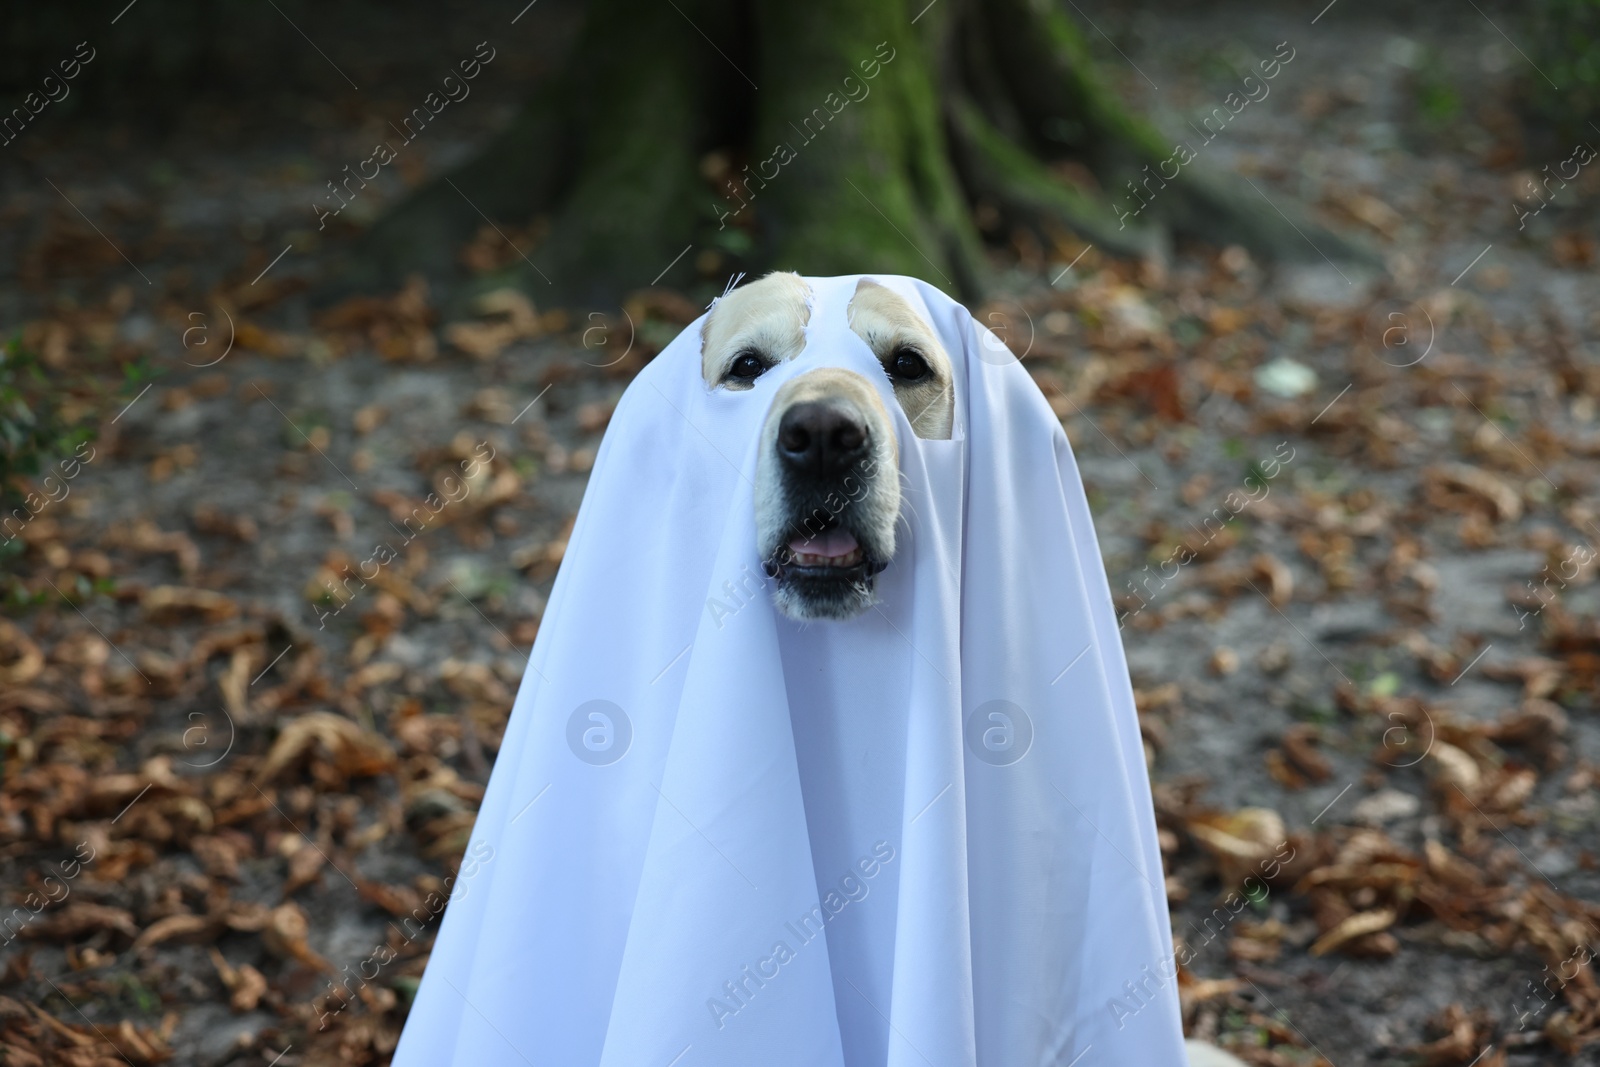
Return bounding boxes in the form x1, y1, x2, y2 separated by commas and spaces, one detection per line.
391, 274, 1187, 1065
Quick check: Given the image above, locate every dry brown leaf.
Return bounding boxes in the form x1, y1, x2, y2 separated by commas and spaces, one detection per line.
209, 948, 268, 1012
357, 880, 424, 918
1341, 191, 1405, 236
1264, 748, 1308, 790
1309, 907, 1397, 956
1429, 463, 1523, 522
229, 963, 268, 1013
1251, 553, 1294, 607
28, 1003, 99, 1047
133, 913, 214, 949
255, 711, 397, 785
1403, 1004, 1501, 1066
1281, 724, 1332, 783
106, 519, 202, 577
1187, 807, 1287, 886
22, 903, 140, 942
1428, 741, 1482, 795
260, 901, 330, 971
443, 288, 542, 360
0, 621, 45, 685
316, 275, 438, 362
1178, 975, 1244, 1011
1490, 698, 1568, 767
283, 839, 327, 896
140, 585, 238, 622
0, 1043, 43, 1067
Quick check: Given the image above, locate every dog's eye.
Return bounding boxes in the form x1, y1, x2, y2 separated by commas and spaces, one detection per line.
888, 347, 930, 381
724, 351, 768, 384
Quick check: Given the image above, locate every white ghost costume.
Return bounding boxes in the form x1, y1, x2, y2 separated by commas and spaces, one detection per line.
391, 275, 1188, 1066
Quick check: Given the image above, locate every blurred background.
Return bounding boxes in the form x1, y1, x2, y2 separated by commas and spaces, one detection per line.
2, 0, 1599, 1063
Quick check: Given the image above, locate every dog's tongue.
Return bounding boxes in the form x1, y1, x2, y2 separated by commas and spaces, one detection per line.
788, 527, 859, 558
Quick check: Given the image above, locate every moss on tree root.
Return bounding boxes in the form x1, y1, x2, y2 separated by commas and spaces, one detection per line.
346, 0, 1370, 306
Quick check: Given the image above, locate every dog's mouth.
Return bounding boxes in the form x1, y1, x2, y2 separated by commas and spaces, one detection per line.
762, 514, 888, 583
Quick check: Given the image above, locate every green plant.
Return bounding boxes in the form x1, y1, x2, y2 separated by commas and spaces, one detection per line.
1529, 0, 1600, 137
1411, 51, 1462, 130
0, 336, 92, 557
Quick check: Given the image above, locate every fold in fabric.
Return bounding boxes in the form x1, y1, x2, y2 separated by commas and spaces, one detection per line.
391, 275, 1188, 1066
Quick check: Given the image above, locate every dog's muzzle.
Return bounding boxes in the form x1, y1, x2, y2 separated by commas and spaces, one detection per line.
754, 370, 900, 622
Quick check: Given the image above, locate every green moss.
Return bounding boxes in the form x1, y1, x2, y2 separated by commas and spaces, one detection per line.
749, 0, 983, 293
949, 98, 1158, 256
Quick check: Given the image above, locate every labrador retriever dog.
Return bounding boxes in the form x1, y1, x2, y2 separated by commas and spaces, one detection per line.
700, 272, 954, 622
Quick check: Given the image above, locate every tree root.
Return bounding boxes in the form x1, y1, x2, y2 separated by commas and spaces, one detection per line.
339, 0, 1374, 308
947, 95, 1164, 261
971, 0, 1377, 267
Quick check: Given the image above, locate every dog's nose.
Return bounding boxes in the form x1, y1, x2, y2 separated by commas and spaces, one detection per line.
777, 402, 868, 475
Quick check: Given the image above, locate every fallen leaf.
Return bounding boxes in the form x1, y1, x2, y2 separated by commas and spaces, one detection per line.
133, 913, 214, 949
141, 585, 238, 622
23, 903, 140, 943
1428, 741, 1482, 795
255, 711, 397, 785
1309, 907, 1397, 956
1187, 807, 1287, 887
0, 621, 45, 685
1428, 463, 1523, 522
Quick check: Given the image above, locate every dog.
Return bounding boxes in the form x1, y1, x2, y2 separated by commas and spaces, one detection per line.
700, 272, 954, 622
394, 271, 1219, 1067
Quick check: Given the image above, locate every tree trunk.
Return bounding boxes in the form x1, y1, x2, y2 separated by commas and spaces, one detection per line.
351, 0, 1369, 306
